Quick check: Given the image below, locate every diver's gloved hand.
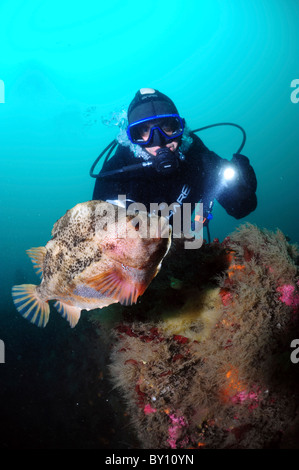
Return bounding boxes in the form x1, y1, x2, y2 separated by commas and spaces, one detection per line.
217, 153, 258, 219
230, 153, 257, 192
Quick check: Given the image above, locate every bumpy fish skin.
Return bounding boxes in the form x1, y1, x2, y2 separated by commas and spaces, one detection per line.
12, 200, 171, 328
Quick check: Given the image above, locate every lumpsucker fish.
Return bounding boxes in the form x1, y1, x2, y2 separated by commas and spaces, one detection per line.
12, 200, 171, 328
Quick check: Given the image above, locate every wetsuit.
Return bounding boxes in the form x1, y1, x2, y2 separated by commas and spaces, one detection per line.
92, 133, 257, 221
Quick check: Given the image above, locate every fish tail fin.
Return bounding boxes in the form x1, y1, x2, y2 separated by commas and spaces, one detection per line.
11, 284, 50, 328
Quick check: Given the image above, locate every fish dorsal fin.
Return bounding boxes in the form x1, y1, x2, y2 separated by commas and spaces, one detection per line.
26, 247, 47, 278
53, 301, 81, 328
85, 269, 147, 306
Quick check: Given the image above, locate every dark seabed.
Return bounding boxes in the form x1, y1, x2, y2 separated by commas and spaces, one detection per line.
0, 291, 138, 449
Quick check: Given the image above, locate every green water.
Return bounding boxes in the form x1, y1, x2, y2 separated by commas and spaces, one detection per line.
0, 0, 298, 449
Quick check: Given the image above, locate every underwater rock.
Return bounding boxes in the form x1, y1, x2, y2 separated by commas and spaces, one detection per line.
90, 223, 299, 449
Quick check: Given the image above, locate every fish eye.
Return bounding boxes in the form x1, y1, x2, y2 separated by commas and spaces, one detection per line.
130, 219, 140, 231
105, 241, 116, 250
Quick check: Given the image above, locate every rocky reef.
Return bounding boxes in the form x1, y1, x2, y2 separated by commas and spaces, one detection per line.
90, 223, 299, 449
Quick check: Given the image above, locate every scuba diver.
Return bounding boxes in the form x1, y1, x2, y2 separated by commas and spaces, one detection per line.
91, 88, 257, 242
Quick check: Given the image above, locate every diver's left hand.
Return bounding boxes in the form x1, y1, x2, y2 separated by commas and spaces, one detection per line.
231, 153, 257, 191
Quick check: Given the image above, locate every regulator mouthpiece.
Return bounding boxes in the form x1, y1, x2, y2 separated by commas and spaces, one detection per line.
153, 147, 179, 175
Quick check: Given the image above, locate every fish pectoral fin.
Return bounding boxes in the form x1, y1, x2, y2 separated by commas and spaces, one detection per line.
53, 301, 81, 328
26, 247, 47, 279
12, 284, 50, 328
85, 270, 147, 306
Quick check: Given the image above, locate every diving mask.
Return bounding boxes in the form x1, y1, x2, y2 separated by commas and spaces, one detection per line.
127, 114, 185, 146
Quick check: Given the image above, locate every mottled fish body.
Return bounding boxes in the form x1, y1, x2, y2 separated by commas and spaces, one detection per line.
12, 201, 171, 327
